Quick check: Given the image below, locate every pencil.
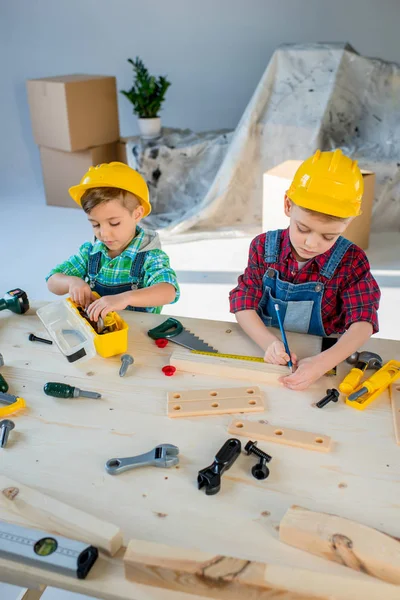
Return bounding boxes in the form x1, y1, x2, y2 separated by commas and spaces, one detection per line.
274, 303, 294, 373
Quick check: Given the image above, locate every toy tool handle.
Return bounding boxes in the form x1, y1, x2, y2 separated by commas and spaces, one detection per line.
44, 382, 74, 398
0, 396, 26, 417
339, 368, 364, 395
215, 438, 242, 472
147, 318, 184, 340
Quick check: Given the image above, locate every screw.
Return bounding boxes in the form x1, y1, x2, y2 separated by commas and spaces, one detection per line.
28, 333, 53, 345
0, 354, 4, 368
348, 386, 368, 402
245, 440, 272, 481
316, 388, 340, 408
119, 354, 134, 377
0, 420, 15, 448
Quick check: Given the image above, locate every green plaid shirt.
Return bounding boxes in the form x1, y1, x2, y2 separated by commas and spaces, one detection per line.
46, 227, 179, 314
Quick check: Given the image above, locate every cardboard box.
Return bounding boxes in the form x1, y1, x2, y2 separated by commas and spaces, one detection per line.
39, 143, 118, 208
27, 75, 120, 152
262, 160, 375, 249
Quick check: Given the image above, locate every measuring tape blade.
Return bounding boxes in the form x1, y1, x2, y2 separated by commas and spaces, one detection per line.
0, 521, 98, 579
190, 350, 264, 362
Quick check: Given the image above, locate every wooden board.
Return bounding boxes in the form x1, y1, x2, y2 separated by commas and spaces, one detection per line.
167, 386, 264, 417
228, 418, 333, 452
0, 475, 123, 556
170, 350, 288, 383
280, 505, 400, 585
390, 383, 400, 445
124, 538, 400, 600
0, 303, 399, 600
17, 591, 45, 600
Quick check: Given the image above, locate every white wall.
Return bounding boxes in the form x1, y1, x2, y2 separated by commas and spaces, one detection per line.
1, 0, 400, 197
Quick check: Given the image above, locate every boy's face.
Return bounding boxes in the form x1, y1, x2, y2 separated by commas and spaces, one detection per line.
87, 196, 144, 255
284, 196, 350, 262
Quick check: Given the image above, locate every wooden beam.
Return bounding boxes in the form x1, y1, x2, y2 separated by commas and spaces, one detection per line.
390, 383, 400, 445
279, 505, 400, 585
0, 475, 123, 556
16, 589, 46, 600
228, 418, 332, 452
170, 351, 287, 384
168, 386, 264, 418
124, 538, 400, 600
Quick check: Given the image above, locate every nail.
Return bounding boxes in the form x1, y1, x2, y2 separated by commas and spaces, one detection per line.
29, 334, 53, 345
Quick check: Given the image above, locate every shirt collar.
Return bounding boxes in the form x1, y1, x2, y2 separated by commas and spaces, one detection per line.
91, 226, 145, 258
280, 227, 340, 268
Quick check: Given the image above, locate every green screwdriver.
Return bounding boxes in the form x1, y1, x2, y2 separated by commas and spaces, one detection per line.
43, 382, 101, 399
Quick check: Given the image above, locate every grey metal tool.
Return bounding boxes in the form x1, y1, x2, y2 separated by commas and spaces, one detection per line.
43, 382, 101, 399
0, 420, 15, 448
105, 443, 179, 475
0, 354, 4, 368
0, 520, 98, 579
147, 317, 218, 353
119, 353, 134, 377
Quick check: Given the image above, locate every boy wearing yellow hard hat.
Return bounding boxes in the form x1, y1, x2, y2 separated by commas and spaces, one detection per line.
46, 162, 179, 319
230, 149, 380, 390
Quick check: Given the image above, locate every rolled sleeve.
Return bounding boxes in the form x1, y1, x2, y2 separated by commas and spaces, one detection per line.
143, 250, 180, 304
341, 256, 380, 334
229, 235, 265, 313
45, 243, 91, 282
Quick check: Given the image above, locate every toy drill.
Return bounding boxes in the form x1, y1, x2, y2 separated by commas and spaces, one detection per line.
0, 289, 29, 315
345, 360, 400, 410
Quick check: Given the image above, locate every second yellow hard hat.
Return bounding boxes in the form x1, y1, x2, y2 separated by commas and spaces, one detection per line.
287, 149, 364, 218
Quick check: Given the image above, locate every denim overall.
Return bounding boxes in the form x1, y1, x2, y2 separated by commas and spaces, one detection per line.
87, 250, 149, 313
257, 230, 352, 336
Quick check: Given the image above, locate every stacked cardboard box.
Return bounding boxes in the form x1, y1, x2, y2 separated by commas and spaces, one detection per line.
262, 160, 375, 250
27, 74, 120, 208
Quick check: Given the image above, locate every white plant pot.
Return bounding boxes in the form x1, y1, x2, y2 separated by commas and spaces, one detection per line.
138, 117, 161, 139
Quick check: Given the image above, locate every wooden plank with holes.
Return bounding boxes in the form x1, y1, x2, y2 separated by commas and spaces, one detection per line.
390, 383, 400, 445
168, 386, 262, 402
168, 395, 264, 418
124, 537, 400, 600
17, 590, 46, 600
228, 418, 332, 452
280, 505, 400, 585
170, 350, 288, 383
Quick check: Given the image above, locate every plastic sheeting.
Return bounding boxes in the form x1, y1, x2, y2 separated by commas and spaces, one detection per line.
128, 43, 400, 239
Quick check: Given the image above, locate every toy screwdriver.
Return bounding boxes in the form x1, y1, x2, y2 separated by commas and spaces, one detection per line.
44, 383, 101, 399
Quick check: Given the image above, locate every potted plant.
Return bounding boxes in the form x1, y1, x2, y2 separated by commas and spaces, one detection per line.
121, 57, 171, 139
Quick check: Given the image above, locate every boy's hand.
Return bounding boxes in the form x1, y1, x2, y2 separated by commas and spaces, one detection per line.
86, 293, 129, 322
68, 278, 95, 308
264, 340, 298, 367
279, 356, 327, 390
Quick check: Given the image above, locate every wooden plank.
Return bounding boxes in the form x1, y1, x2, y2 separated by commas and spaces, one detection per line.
170, 350, 288, 384
390, 383, 400, 445
168, 386, 263, 402
279, 505, 400, 585
168, 386, 264, 418
0, 475, 123, 556
124, 538, 400, 600
228, 418, 332, 452
168, 396, 264, 418
16, 590, 46, 600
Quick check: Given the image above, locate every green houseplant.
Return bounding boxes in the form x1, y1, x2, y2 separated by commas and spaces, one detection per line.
121, 57, 171, 139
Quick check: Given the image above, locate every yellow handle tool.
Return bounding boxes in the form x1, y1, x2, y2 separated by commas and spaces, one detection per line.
0, 392, 26, 417
345, 360, 400, 410
339, 367, 366, 395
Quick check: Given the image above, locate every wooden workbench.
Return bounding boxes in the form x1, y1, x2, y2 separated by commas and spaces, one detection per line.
0, 303, 399, 600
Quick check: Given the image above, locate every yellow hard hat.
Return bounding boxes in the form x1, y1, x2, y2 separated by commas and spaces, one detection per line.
69, 162, 151, 217
287, 149, 364, 218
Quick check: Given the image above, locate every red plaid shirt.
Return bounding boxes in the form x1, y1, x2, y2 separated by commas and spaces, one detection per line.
229, 229, 380, 335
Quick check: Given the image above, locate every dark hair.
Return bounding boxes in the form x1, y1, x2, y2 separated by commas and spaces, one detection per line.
81, 187, 140, 214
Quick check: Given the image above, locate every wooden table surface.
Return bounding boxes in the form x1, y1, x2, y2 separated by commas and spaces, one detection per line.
0, 303, 399, 600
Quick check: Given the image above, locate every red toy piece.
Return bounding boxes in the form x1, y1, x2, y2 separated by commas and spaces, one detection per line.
162, 365, 176, 377
155, 338, 168, 348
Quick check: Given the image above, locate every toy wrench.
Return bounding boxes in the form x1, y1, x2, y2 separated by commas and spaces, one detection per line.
105, 443, 179, 475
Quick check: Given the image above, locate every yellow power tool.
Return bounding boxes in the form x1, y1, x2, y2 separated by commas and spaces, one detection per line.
345, 360, 400, 410
339, 351, 382, 396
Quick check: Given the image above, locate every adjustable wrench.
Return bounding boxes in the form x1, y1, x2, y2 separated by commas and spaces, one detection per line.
105, 443, 179, 475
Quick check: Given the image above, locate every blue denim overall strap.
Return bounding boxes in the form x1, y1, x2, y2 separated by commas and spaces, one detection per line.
257, 230, 352, 336
87, 250, 149, 313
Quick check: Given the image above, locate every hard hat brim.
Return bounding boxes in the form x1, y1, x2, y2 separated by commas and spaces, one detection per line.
69, 182, 151, 218
287, 188, 361, 218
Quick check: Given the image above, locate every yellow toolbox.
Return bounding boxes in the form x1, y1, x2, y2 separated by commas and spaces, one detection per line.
37, 297, 129, 363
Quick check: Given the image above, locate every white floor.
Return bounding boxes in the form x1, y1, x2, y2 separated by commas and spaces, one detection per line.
0, 194, 399, 600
